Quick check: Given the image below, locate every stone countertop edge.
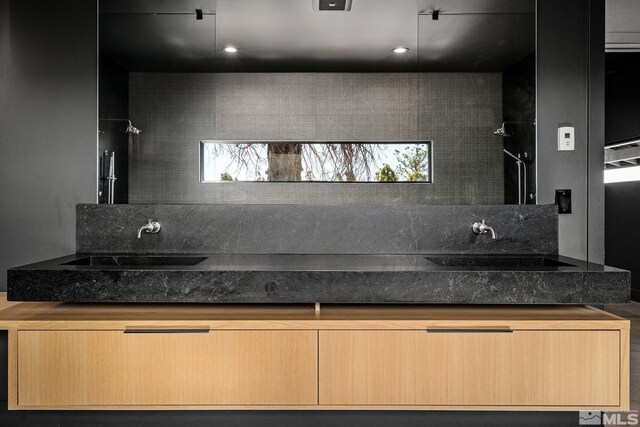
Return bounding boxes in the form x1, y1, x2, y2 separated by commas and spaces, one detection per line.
6, 253, 631, 304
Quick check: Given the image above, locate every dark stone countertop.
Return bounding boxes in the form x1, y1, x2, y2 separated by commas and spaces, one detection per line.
7, 253, 630, 304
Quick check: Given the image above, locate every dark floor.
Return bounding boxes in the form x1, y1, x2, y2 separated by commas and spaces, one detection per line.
0, 302, 638, 426
0, 405, 586, 427
604, 301, 640, 411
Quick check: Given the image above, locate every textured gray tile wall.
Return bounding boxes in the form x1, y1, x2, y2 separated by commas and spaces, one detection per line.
129, 73, 502, 204
129, 74, 216, 203
420, 74, 504, 204
77, 204, 558, 255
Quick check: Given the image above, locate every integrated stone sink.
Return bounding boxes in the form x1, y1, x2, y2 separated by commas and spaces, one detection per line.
424, 256, 576, 268
63, 255, 208, 267
60, 254, 578, 269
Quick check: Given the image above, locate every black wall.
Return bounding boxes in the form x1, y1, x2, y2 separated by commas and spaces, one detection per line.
605, 52, 640, 302
536, 0, 605, 263
0, 0, 97, 402
0, 0, 97, 291
503, 52, 536, 205
605, 181, 640, 301
605, 53, 640, 143
98, 54, 129, 204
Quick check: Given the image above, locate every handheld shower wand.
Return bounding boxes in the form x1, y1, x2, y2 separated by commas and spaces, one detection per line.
106, 151, 117, 204
503, 149, 527, 205
495, 121, 535, 204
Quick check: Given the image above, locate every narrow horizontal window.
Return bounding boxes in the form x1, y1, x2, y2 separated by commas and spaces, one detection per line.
200, 141, 432, 183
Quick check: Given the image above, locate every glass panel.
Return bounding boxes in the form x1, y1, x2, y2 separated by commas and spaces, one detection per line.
417, 3, 536, 205
97, 0, 537, 204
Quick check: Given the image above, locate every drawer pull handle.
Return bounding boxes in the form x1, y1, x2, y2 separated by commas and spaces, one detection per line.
124, 328, 210, 334
426, 328, 513, 334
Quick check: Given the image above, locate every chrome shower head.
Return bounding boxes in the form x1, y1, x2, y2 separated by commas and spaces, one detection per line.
126, 124, 141, 135
494, 122, 511, 137
494, 120, 536, 137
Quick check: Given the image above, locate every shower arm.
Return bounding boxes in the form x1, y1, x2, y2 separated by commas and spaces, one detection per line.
99, 119, 133, 127
503, 148, 522, 163
500, 121, 537, 128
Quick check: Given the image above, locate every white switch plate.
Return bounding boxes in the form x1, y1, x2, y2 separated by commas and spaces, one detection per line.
558, 126, 575, 151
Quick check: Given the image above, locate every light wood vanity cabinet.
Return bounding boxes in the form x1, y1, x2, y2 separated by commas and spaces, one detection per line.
319, 330, 621, 407
17, 330, 318, 407
0, 296, 630, 411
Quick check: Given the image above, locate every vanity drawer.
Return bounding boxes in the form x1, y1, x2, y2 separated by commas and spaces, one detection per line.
17, 329, 318, 407
319, 329, 620, 407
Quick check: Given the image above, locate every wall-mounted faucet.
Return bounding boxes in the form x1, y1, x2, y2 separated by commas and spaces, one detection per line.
138, 219, 161, 239
472, 220, 497, 239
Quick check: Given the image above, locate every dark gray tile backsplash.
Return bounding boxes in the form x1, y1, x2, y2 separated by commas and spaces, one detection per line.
77, 204, 558, 255
129, 72, 503, 204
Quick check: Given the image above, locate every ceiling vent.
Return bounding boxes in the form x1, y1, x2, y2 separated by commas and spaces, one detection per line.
313, 0, 352, 11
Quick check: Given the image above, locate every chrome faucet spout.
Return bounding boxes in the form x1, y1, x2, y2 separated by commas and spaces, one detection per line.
138, 219, 161, 239
472, 220, 497, 239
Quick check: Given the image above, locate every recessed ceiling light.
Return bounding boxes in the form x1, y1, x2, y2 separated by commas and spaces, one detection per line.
392, 47, 409, 54
224, 46, 238, 53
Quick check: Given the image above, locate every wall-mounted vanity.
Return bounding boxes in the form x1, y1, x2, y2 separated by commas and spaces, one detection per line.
1, 200, 630, 410
0, 298, 629, 411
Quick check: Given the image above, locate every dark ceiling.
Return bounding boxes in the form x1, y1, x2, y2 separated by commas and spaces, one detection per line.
100, 0, 535, 72
606, 0, 640, 51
